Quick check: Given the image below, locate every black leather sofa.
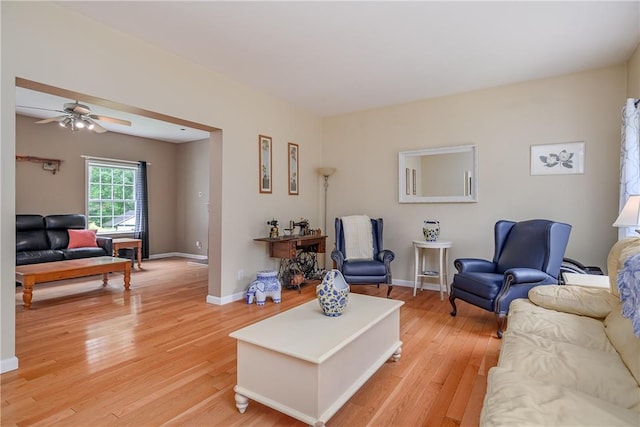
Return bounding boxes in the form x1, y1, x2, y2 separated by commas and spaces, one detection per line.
16, 214, 113, 266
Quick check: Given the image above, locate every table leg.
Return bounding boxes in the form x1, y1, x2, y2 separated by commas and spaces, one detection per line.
234, 386, 249, 414
22, 277, 35, 310
137, 243, 142, 269
124, 262, 131, 290
391, 345, 402, 362
444, 248, 450, 294
438, 248, 445, 301
103, 272, 109, 287
413, 246, 419, 297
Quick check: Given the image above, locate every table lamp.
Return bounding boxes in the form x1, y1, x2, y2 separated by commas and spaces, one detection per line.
613, 195, 640, 235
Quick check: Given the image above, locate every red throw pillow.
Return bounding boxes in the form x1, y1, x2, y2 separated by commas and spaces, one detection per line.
67, 229, 98, 249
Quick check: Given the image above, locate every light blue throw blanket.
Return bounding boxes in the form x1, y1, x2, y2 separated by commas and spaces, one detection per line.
617, 252, 640, 337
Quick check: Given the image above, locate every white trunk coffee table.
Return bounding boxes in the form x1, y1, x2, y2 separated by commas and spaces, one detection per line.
230, 293, 404, 427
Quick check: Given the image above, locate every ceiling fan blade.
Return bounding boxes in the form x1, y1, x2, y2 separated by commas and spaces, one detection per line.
69, 104, 91, 115
35, 115, 67, 124
89, 114, 131, 126
86, 118, 107, 133
17, 105, 66, 114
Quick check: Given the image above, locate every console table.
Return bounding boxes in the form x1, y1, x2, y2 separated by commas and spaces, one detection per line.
254, 235, 327, 291
413, 239, 452, 300
254, 235, 327, 259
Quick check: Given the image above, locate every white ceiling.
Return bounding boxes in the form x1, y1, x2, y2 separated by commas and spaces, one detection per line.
15, 88, 211, 143
17, 1, 640, 140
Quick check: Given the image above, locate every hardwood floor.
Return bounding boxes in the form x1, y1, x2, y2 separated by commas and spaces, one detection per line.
1, 258, 501, 426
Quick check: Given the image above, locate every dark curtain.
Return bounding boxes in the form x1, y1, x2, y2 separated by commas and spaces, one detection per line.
135, 161, 150, 259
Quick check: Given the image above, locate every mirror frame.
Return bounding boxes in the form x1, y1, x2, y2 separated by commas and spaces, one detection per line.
398, 144, 478, 203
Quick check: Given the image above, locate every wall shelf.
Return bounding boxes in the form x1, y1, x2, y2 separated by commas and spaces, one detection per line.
16, 155, 62, 174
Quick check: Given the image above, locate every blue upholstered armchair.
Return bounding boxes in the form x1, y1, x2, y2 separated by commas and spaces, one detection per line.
331, 217, 395, 298
449, 219, 571, 338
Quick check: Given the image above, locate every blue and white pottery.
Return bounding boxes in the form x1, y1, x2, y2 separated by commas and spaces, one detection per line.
246, 270, 282, 305
316, 269, 350, 317
423, 220, 440, 242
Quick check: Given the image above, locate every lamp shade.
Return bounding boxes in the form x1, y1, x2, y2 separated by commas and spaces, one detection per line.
317, 167, 336, 177
613, 195, 640, 227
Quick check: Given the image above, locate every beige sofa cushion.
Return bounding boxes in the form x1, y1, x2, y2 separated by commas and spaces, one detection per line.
508, 299, 615, 352
498, 329, 640, 410
528, 285, 619, 318
606, 308, 640, 386
481, 367, 640, 426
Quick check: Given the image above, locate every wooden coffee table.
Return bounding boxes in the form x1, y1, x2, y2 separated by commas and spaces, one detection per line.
230, 293, 404, 426
15, 256, 131, 309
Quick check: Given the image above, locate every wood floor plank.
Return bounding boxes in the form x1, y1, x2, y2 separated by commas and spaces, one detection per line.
1, 257, 500, 426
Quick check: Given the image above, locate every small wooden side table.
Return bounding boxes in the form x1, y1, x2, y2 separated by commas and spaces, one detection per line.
413, 239, 452, 300
112, 238, 142, 269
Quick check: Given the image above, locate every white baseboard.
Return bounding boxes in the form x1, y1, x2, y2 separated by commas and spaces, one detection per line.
1, 356, 19, 373
392, 278, 444, 293
149, 252, 207, 260
207, 291, 245, 306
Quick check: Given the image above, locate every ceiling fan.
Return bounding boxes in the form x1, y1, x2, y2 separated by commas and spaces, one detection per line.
17, 101, 132, 133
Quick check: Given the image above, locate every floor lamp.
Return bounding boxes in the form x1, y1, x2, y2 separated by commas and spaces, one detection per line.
317, 167, 336, 269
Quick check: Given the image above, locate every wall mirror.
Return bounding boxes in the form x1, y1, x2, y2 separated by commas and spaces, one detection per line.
399, 144, 478, 203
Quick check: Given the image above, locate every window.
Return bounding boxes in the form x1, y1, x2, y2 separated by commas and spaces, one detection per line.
86, 161, 137, 233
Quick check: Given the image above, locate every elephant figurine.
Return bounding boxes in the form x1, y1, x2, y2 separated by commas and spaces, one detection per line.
245, 271, 282, 305
245, 286, 257, 304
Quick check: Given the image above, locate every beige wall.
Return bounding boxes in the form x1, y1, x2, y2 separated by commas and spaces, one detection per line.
0, 1, 635, 372
322, 66, 626, 285
1, 2, 323, 370
627, 43, 640, 98
15, 114, 180, 255
176, 139, 210, 256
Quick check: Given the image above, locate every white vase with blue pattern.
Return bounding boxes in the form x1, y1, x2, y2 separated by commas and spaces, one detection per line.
423, 220, 440, 242
316, 269, 350, 317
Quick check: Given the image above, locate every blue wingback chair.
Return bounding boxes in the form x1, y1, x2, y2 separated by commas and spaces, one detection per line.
331, 217, 395, 298
449, 219, 571, 337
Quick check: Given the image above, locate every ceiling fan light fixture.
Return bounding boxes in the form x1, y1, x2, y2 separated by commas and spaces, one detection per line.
25, 100, 131, 134
81, 118, 95, 130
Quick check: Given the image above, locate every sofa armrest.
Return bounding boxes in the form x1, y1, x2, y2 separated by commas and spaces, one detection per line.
376, 249, 395, 265
331, 249, 345, 270
97, 236, 113, 257
454, 258, 495, 273
528, 285, 619, 319
504, 267, 553, 284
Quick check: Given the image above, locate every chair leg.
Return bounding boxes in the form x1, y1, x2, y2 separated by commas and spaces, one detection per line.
495, 314, 506, 339
386, 284, 393, 298
449, 294, 457, 316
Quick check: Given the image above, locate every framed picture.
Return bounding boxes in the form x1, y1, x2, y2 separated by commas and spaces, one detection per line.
288, 142, 299, 195
259, 135, 272, 193
530, 142, 585, 176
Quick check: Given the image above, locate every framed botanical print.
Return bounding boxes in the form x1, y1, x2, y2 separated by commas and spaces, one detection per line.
288, 142, 299, 195
530, 141, 585, 176
259, 135, 272, 193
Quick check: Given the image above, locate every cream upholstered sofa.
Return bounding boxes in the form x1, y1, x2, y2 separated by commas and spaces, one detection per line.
480, 238, 640, 426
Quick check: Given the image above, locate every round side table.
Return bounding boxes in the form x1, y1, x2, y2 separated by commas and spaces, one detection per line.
412, 240, 452, 300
